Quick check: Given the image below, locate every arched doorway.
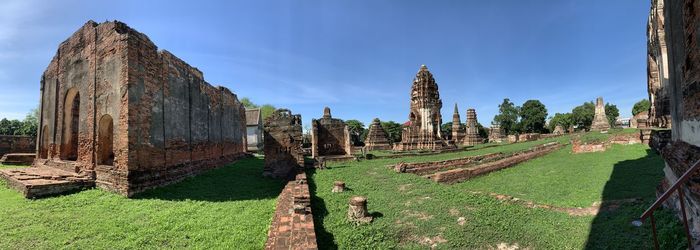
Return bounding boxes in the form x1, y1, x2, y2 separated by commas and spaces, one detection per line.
40, 125, 49, 159
97, 114, 114, 165
61, 89, 80, 161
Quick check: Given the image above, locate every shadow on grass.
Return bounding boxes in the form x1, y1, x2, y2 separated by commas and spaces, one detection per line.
306, 168, 338, 250
133, 157, 287, 202
585, 149, 685, 249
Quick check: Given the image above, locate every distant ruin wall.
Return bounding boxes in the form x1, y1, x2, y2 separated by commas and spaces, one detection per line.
0, 135, 35, 157
311, 107, 351, 158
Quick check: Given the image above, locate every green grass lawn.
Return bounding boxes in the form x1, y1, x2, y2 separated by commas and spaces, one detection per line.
0, 157, 285, 249
309, 134, 685, 249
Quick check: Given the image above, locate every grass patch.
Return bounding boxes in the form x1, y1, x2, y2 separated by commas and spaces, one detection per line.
0, 157, 285, 249
458, 144, 661, 207
309, 134, 684, 249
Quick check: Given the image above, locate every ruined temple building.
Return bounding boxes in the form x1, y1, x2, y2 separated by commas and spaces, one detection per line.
262, 109, 304, 179
363, 118, 392, 151
0, 20, 248, 198
394, 65, 452, 151
647, 0, 700, 238
647, 0, 672, 129
590, 97, 611, 131
488, 124, 505, 143
311, 107, 353, 159
463, 108, 483, 146
451, 103, 464, 143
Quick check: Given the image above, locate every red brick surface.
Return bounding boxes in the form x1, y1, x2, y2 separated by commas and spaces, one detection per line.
265, 172, 318, 250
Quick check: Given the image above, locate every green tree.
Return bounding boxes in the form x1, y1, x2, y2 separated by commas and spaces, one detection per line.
0, 118, 12, 135
239, 97, 275, 120
19, 109, 39, 138
493, 98, 520, 135
260, 104, 276, 120
380, 121, 403, 143
605, 103, 620, 127
441, 122, 453, 140
240, 97, 259, 109
519, 100, 548, 133
632, 99, 651, 116
571, 102, 595, 130
548, 113, 573, 132
476, 123, 488, 139
345, 119, 366, 146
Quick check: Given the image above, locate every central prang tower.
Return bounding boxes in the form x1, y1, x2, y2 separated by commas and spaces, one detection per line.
394, 65, 453, 151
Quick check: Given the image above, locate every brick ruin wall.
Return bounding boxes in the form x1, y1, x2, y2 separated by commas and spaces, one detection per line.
428, 142, 563, 184
37, 21, 128, 177
311, 116, 351, 158
263, 109, 304, 180
651, 0, 700, 238
0, 135, 35, 158
37, 21, 247, 196
265, 172, 317, 249
394, 152, 504, 175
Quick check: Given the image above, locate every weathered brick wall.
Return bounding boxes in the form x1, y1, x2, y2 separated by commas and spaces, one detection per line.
37, 20, 247, 196
263, 109, 304, 179
311, 107, 352, 158
651, 0, 700, 239
0, 135, 35, 157
124, 25, 246, 195
265, 172, 318, 249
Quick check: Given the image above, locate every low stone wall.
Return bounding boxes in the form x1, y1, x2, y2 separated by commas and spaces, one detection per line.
572, 141, 607, 154
649, 129, 672, 152
0, 135, 35, 157
0, 153, 36, 165
428, 142, 563, 184
394, 152, 504, 175
265, 172, 318, 250
371, 144, 501, 160
609, 133, 642, 145
518, 133, 541, 142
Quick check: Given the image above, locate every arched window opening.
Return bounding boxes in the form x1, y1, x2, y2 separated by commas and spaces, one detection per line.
61, 89, 80, 161
97, 115, 114, 166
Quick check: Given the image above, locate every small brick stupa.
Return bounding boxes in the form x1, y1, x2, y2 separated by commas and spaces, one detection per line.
591, 97, 611, 131
363, 118, 392, 151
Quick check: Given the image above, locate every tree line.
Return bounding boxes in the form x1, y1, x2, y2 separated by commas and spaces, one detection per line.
0, 109, 39, 138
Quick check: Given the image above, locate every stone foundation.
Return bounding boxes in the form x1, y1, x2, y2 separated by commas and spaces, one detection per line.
572, 140, 608, 154
394, 152, 504, 175
0, 153, 36, 165
0, 167, 94, 198
427, 142, 563, 184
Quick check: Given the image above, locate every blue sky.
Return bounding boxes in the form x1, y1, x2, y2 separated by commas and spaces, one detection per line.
0, 0, 650, 128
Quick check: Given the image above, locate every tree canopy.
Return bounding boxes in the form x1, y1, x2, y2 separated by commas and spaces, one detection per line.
548, 113, 573, 132
0, 108, 38, 137
605, 103, 619, 127
519, 100, 548, 133
345, 119, 366, 145
380, 121, 403, 143
240, 97, 276, 120
632, 99, 651, 116
493, 98, 520, 135
571, 102, 595, 130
